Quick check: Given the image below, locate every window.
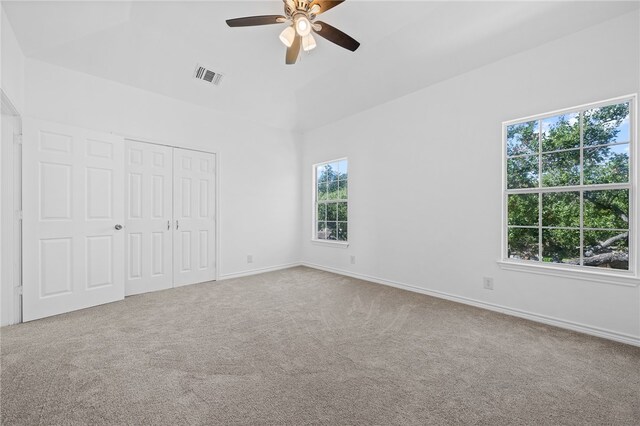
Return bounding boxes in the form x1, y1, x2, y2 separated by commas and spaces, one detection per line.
314, 158, 348, 242
503, 97, 635, 272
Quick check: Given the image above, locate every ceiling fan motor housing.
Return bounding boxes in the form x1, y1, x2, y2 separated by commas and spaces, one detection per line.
286, 0, 310, 17
295, 1, 310, 12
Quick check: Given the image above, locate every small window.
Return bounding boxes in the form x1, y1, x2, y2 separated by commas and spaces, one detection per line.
313, 158, 348, 242
503, 97, 635, 272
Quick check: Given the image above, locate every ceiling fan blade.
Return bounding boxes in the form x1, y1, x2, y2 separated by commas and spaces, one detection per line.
313, 21, 360, 52
310, 1, 345, 15
286, 35, 301, 65
226, 15, 286, 27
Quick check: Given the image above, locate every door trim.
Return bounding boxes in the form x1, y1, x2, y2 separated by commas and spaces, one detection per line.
1, 89, 23, 325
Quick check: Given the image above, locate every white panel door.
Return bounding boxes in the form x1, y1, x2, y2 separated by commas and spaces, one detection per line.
173, 148, 216, 286
125, 141, 173, 295
22, 119, 125, 321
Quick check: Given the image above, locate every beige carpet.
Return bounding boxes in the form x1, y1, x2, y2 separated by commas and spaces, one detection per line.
1, 266, 639, 425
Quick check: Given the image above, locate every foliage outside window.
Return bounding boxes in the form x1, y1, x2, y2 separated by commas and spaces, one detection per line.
504, 98, 634, 271
314, 159, 348, 242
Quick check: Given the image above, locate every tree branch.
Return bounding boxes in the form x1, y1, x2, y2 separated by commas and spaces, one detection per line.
583, 252, 628, 268
598, 232, 628, 250
583, 193, 628, 224
584, 231, 628, 257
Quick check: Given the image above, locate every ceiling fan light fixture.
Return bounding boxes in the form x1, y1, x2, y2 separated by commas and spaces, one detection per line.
279, 25, 296, 47
295, 16, 312, 36
302, 33, 317, 51
309, 4, 321, 14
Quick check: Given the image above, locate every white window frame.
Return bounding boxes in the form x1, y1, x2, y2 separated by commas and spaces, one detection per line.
499, 94, 639, 287
312, 157, 349, 246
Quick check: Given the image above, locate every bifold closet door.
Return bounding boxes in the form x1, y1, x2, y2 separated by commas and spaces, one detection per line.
125, 141, 173, 295
173, 148, 216, 286
22, 119, 125, 321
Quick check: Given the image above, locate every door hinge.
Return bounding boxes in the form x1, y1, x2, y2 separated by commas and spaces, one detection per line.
13, 133, 22, 146
16, 210, 23, 220
16, 286, 23, 295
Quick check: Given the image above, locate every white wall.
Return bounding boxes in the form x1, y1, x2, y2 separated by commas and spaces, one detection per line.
301, 11, 640, 344
1, 6, 25, 113
25, 58, 301, 279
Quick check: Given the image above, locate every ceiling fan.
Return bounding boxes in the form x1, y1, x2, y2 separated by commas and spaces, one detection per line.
226, 0, 360, 65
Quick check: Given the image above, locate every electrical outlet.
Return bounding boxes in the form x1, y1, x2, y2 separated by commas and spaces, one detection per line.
350, 255, 356, 264
483, 277, 494, 290
247, 255, 253, 264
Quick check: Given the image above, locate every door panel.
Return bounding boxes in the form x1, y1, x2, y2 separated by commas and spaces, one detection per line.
23, 119, 124, 321
173, 148, 216, 286
124, 140, 173, 295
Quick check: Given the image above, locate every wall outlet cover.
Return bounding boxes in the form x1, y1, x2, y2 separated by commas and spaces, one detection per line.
483, 277, 494, 290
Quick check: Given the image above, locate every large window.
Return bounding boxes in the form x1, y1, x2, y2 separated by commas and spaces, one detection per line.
314, 158, 348, 242
503, 97, 635, 272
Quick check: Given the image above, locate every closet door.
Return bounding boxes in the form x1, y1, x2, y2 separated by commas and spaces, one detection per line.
22, 119, 125, 321
125, 141, 173, 295
173, 148, 216, 286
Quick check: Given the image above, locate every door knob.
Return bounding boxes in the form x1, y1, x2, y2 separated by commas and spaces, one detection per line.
115, 224, 123, 230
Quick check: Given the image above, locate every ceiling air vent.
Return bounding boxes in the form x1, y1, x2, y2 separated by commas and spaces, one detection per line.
193, 64, 224, 86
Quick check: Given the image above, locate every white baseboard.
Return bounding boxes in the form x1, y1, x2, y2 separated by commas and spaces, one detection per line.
301, 262, 640, 347
218, 262, 302, 281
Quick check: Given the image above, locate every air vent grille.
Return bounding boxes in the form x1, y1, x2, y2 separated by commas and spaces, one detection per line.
194, 64, 223, 86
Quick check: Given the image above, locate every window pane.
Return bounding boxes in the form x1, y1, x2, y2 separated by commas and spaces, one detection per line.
337, 180, 348, 199
507, 155, 538, 189
337, 222, 348, 241
317, 203, 326, 222
317, 222, 327, 239
507, 121, 539, 156
583, 144, 629, 185
583, 102, 630, 146
508, 227, 539, 261
337, 160, 348, 176
508, 194, 538, 226
328, 163, 339, 183
327, 178, 339, 200
337, 202, 347, 222
541, 149, 580, 187
326, 222, 337, 240
542, 192, 579, 227
584, 189, 629, 229
542, 229, 579, 264
541, 112, 579, 152
583, 230, 629, 270
319, 163, 338, 184
317, 165, 328, 183
326, 203, 337, 221
317, 182, 328, 201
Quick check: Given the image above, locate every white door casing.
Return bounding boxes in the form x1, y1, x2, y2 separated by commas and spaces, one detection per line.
173, 148, 216, 286
125, 140, 173, 295
1, 111, 22, 326
22, 119, 125, 321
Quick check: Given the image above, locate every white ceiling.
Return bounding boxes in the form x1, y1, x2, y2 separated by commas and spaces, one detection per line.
3, 1, 639, 131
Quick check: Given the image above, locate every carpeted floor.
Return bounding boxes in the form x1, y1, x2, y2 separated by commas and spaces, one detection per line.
1, 266, 639, 425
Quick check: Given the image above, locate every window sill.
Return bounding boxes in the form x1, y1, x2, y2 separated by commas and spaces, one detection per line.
311, 239, 349, 248
496, 260, 639, 287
